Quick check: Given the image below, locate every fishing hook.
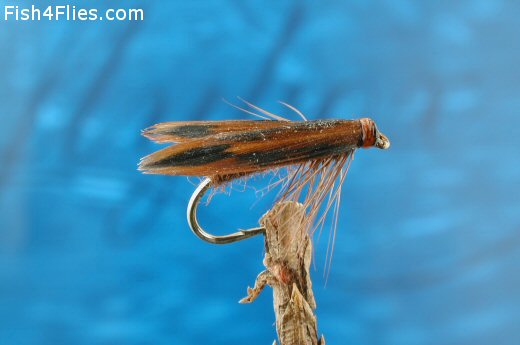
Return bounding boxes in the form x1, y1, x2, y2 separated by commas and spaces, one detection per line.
187, 177, 266, 244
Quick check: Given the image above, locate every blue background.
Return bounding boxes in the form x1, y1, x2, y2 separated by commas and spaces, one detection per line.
1, 1, 519, 344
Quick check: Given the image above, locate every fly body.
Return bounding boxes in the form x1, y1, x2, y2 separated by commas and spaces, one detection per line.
139, 102, 390, 258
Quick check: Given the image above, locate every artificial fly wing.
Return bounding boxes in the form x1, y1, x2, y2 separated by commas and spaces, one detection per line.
139, 119, 365, 178
142, 120, 284, 143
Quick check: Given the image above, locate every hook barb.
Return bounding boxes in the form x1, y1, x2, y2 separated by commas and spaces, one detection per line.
187, 178, 265, 244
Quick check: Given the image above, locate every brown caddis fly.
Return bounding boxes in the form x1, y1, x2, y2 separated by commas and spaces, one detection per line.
139, 101, 390, 267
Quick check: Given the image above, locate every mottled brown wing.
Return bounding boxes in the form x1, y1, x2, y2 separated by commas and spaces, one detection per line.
142, 120, 284, 143
139, 119, 362, 177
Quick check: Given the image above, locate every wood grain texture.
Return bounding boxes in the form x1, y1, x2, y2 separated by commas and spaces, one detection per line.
240, 201, 325, 345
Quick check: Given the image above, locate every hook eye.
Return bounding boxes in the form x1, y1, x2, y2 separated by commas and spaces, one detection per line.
187, 178, 265, 244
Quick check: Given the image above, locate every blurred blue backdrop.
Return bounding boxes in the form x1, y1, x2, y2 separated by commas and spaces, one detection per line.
1, 1, 519, 344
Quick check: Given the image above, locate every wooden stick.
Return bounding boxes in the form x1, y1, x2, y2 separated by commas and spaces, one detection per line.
240, 201, 325, 345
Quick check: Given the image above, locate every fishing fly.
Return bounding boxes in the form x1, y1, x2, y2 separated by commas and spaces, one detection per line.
139, 100, 390, 252
139, 101, 389, 345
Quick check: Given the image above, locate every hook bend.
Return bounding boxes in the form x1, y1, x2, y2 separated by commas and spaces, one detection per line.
187, 177, 265, 244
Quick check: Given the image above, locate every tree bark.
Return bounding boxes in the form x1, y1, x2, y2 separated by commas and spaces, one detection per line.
240, 201, 325, 345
